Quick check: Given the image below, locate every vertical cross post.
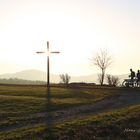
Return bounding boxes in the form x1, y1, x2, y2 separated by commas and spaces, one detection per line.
36, 41, 60, 88
47, 41, 50, 87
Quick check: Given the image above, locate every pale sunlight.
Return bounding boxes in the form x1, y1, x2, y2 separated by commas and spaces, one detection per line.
0, 0, 140, 76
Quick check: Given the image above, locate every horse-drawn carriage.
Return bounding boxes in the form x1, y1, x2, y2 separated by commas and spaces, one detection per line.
122, 78, 137, 87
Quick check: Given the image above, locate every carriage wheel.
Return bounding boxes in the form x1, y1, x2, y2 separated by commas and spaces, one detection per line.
122, 80, 129, 87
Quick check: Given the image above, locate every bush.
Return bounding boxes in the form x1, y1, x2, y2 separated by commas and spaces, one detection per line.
106, 74, 120, 87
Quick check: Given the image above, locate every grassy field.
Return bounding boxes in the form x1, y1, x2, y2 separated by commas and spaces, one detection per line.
0, 85, 139, 140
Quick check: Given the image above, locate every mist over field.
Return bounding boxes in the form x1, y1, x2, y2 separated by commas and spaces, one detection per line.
0, 69, 128, 84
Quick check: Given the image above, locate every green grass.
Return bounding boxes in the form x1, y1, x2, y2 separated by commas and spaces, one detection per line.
0, 85, 111, 116
0, 85, 111, 132
0, 85, 139, 140
0, 104, 139, 140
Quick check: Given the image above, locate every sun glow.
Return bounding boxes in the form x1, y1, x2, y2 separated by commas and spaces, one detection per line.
0, 0, 140, 76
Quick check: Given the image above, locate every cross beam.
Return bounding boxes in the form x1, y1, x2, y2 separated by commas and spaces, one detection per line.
36, 41, 60, 87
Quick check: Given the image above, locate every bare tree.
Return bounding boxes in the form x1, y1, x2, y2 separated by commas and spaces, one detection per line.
111, 75, 120, 87
106, 74, 112, 86
106, 74, 120, 87
92, 49, 112, 85
60, 73, 71, 84
98, 74, 103, 85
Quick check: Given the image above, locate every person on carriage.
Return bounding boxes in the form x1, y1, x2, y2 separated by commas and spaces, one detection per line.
129, 69, 135, 87
136, 70, 140, 87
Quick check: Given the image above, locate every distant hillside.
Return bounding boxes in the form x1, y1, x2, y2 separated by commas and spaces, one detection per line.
0, 69, 98, 83
0, 69, 129, 84
0, 70, 46, 81
0, 78, 45, 85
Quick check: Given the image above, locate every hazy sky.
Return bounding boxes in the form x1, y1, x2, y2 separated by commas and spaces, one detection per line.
0, 0, 140, 76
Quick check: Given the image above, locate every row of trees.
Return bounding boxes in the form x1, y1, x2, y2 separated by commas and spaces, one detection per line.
60, 49, 120, 86
59, 73, 119, 86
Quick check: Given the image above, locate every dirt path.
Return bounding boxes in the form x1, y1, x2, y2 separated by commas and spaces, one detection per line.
33, 90, 140, 120
1, 90, 140, 132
